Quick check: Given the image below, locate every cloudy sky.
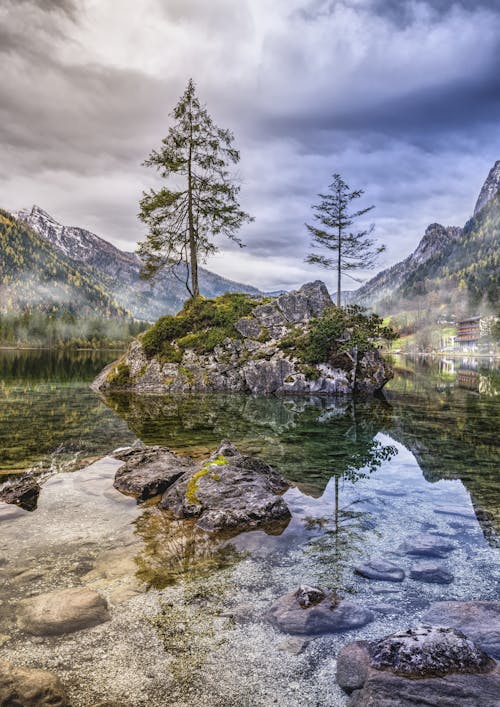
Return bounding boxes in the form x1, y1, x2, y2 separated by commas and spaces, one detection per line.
1, 0, 500, 292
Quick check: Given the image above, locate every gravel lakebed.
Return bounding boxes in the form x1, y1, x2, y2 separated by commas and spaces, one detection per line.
1, 440, 498, 706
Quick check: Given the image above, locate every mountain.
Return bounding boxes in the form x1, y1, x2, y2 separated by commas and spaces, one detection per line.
474, 160, 500, 215
14, 206, 262, 320
355, 160, 500, 315
0, 209, 127, 318
355, 223, 462, 305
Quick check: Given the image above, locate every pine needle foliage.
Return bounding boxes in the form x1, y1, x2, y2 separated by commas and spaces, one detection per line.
137, 79, 253, 298
306, 174, 384, 306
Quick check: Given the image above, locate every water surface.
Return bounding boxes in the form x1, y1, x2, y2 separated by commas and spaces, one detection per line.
1, 350, 498, 706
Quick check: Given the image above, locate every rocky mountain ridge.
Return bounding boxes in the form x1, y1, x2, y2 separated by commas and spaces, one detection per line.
355, 223, 462, 304
0, 209, 127, 319
14, 205, 261, 320
356, 160, 499, 308
474, 160, 500, 215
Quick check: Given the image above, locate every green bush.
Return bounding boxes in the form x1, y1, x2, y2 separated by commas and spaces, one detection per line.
107, 362, 131, 386
140, 292, 259, 359
279, 305, 398, 364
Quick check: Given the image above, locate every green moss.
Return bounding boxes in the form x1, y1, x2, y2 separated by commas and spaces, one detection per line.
140, 292, 264, 359
107, 361, 131, 386
299, 364, 321, 381
185, 455, 228, 505
178, 366, 196, 383
256, 326, 271, 343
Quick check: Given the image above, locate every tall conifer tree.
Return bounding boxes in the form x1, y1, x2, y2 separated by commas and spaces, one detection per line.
138, 79, 253, 298
306, 174, 384, 306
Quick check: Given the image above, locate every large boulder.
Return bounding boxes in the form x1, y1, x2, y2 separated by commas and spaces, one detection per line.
17, 587, 110, 636
422, 601, 500, 659
160, 442, 291, 533
267, 585, 374, 635
93, 281, 393, 397
113, 446, 195, 501
0, 661, 68, 707
0, 475, 40, 511
337, 626, 499, 706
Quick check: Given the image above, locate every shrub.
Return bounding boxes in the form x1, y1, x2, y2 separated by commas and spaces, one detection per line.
278, 305, 398, 364
140, 292, 260, 358
107, 362, 131, 386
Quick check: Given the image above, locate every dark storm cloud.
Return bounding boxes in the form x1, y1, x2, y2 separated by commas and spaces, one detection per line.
15, 0, 78, 18
1, 0, 499, 290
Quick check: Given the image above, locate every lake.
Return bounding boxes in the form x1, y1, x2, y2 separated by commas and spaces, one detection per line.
0, 349, 499, 706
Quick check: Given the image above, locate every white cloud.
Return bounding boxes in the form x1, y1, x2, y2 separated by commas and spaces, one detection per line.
1, 0, 499, 291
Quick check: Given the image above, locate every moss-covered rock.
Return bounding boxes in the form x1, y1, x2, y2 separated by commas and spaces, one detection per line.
93, 282, 395, 396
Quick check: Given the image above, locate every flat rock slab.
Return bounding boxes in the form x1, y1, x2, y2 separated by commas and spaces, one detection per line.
160, 441, 291, 533
399, 533, 455, 558
337, 627, 499, 707
268, 586, 373, 635
17, 587, 110, 636
0, 660, 68, 706
346, 664, 500, 707
410, 560, 453, 584
422, 601, 500, 659
354, 558, 405, 582
114, 446, 195, 501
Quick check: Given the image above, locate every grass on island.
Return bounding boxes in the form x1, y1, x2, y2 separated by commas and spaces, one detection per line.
140, 292, 264, 362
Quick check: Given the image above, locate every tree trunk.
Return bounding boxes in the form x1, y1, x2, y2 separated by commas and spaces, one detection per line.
187, 109, 199, 298
337, 223, 342, 307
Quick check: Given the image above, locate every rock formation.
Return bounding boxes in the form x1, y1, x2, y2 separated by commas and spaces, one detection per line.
113, 441, 291, 534
93, 281, 393, 396
337, 626, 499, 706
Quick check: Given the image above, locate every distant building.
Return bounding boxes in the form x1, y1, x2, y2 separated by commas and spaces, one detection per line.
457, 367, 480, 391
456, 316, 481, 346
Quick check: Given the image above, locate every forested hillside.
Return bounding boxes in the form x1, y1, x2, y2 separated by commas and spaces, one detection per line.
356, 160, 500, 328
397, 192, 499, 310
0, 210, 146, 346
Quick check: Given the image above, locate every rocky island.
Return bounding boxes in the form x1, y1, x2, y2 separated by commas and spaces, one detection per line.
93, 281, 394, 396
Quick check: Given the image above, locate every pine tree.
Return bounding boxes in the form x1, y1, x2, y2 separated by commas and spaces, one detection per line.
137, 79, 253, 298
306, 174, 384, 306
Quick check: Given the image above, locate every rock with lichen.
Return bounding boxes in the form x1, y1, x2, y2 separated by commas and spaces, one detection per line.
159, 441, 290, 532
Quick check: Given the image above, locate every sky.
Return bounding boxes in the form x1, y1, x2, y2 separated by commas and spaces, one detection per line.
1, 0, 500, 293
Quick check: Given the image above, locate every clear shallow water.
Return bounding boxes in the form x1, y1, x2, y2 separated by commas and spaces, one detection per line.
0, 349, 134, 474
0, 350, 499, 706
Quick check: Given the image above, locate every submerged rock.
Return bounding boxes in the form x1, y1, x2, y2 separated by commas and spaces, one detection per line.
113, 446, 195, 501
409, 560, 453, 584
0, 475, 40, 511
160, 442, 291, 533
0, 661, 68, 707
93, 281, 393, 396
268, 586, 373, 635
422, 601, 500, 659
17, 587, 110, 636
337, 626, 499, 706
399, 533, 455, 558
354, 558, 405, 582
